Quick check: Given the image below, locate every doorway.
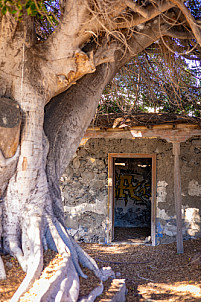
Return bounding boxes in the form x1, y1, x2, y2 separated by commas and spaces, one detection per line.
107, 153, 156, 245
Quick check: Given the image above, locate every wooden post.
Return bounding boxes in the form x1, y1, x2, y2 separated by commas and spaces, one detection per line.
173, 141, 184, 254
107, 154, 114, 244
151, 154, 157, 246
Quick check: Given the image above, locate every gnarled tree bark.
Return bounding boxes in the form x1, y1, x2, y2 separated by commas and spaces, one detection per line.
0, 1, 200, 300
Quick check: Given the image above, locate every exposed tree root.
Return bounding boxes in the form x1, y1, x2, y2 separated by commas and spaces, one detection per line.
0, 255, 6, 280
20, 245, 79, 302
10, 216, 43, 302
7, 213, 114, 301
1, 132, 114, 300
46, 216, 88, 279
0, 203, 6, 280
78, 283, 104, 302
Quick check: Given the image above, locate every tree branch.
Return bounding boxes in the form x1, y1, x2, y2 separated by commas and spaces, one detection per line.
115, 1, 176, 30
161, 24, 194, 39
169, 0, 201, 46
79, 1, 176, 46
125, 0, 149, 18
45, 1, 89, 55
35, 0, 198, 100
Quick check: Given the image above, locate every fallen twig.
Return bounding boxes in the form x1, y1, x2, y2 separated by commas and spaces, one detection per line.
95, 258, 149, 265
136, 273, 155, 282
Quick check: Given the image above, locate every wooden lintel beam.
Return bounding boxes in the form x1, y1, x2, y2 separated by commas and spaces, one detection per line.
84, 127, 201, 141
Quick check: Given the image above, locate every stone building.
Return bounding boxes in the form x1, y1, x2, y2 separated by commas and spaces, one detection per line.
60, 113, 201, 252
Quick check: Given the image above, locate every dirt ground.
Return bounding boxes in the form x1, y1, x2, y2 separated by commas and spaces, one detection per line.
82, 238, 201, 301
114, 227, 151, 243
1, 238, 201, 301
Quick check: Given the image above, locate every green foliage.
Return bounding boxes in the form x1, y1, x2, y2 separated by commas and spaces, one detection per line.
0, 0, 60, 39
0, 0, 59, 31
0, 0, 38, 16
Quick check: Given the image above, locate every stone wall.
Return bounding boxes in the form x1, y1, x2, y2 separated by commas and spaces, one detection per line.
60, 136, 201, 244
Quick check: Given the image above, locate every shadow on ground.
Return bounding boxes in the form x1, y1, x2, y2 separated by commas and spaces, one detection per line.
80, 238, 201, 301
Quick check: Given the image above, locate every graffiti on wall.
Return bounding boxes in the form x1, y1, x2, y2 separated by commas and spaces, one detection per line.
114, 171, 151, 227
115, 174, 151, 206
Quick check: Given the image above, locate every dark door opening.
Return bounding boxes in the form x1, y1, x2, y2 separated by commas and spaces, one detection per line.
114, 157, 152, 243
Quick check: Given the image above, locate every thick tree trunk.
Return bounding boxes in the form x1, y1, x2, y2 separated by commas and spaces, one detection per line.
0, 61, 116, 300
0, 11, 117, 298
2, 89, 48, 299
44, 63, 117, 223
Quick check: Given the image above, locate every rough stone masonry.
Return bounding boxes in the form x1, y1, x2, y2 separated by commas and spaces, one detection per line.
60, 136, 201, 244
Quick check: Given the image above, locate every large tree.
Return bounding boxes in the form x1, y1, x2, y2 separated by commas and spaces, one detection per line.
0, 0, 201, 300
